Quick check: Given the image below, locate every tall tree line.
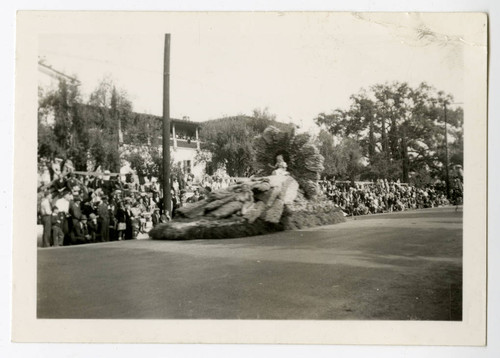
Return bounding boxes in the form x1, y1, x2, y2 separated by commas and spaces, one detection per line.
315, 82, 463, 185
38, 76, 136, 173
197, 108, 293, 177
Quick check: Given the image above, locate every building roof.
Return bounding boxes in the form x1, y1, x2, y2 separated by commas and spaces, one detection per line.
132, 111, 199, 127
38, 62, 81, 85
171, 117, 199, 126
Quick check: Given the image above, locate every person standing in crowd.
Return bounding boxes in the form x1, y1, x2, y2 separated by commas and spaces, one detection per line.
40, 164, 51, 187
108, 197, 118, 241
115, 202, 127, 241
102, 170, 114, 197
80, 194, 95, 218
157, 193, 164, 217
151, 191, 160, 209
51, 159, 63, 180
97, 196, 110, 242
87, 213, 99, 243
55, 191, 72, 245
124, 201, 134, 240
69, 195, 83, 231
70, 215, 90, 245
52, 174, 67, 194
130, 200, 141, 239
51, 206, 65, 247
172, 179, 179, 194
66, 172, 79, 193
40, 191, 53, 247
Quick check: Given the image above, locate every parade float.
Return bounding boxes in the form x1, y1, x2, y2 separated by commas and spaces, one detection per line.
149, 126, 346, 240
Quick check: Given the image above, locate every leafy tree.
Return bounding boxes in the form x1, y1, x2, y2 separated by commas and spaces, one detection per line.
198, 116, 255, 177
365, 152, 401, 181
38, 78, 87, 170
315, 131, 364, 183
335, 138, 364, 184
198, 112, 292, 177
37, 116, 59, 161
122, 145, 162, 179
315, 82, 463, 185
315, 130, 337, 178
251, 107, 279, 132
87, 77, 133, 171
125, 113, 162, 147
38, 76, 134, 173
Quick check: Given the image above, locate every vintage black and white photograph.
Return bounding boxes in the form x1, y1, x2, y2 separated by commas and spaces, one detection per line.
12, 11, 487, 344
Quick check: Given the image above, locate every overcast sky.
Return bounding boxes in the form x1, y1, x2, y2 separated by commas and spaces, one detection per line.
38, 13, 465, 132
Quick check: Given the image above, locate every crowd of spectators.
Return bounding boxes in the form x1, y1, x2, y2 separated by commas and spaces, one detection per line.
319, 179, 463, 216
38, 170, 168, 248
174, 133, 195, 141
37, 160, 237, 248
37, 158, 463, 247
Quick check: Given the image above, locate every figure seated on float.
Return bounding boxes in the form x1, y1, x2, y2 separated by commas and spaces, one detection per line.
271, 155, 290, 176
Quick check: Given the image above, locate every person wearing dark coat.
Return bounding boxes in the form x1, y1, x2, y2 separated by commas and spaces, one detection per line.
65, 173, 79, 192
102, 179, 114, 197
124, 203, 134, 240
151, 208, 161, 227
87, 213, 99, 243
97, 197, 110, 242
52, 176, 67, 194
88, 177, 103, 190
50, 206, 65, 247
69, 196, 83, 231
39, 191, 53, 247
81, 198, 95, 218
70, 215, 90, 245
115, 203, 127, 241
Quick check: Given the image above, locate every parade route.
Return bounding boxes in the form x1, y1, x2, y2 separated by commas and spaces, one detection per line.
37, 206, 462, 320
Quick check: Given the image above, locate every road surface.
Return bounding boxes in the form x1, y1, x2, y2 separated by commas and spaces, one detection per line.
37, 206, 462, 320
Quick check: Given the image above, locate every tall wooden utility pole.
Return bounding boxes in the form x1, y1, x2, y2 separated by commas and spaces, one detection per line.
162, 34, 172, 216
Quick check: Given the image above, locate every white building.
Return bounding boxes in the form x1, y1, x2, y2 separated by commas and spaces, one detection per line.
121, 116, 205, 180
169, 117, 204, 178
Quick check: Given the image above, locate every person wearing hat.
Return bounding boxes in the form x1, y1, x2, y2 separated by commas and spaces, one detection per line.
70, 215, 90, 245
55, 191, 72, 245
39, 190, 53, 247
102, 171, 114, 197
55, 191, 72, 213
115, 202, 127, 241
69, 195, 83, 230
66, 172, 78, 193
40, 163, 51, 186
124, 201, 135, 240
151, 208, 161, 227
87, 213, 99, 243
50, 206, 65, 247
97, 195, 110, 242
51, 174, 66, 194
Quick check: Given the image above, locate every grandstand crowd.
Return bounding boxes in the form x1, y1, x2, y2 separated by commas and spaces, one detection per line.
319, 179, 462, 216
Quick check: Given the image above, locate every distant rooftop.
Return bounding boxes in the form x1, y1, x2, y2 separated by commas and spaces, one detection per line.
38, 61, 81, 85
134, 112, 200, 128
171, 117, 199, 126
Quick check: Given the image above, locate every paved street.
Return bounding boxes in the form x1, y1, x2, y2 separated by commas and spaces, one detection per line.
37, 206, 462, 320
